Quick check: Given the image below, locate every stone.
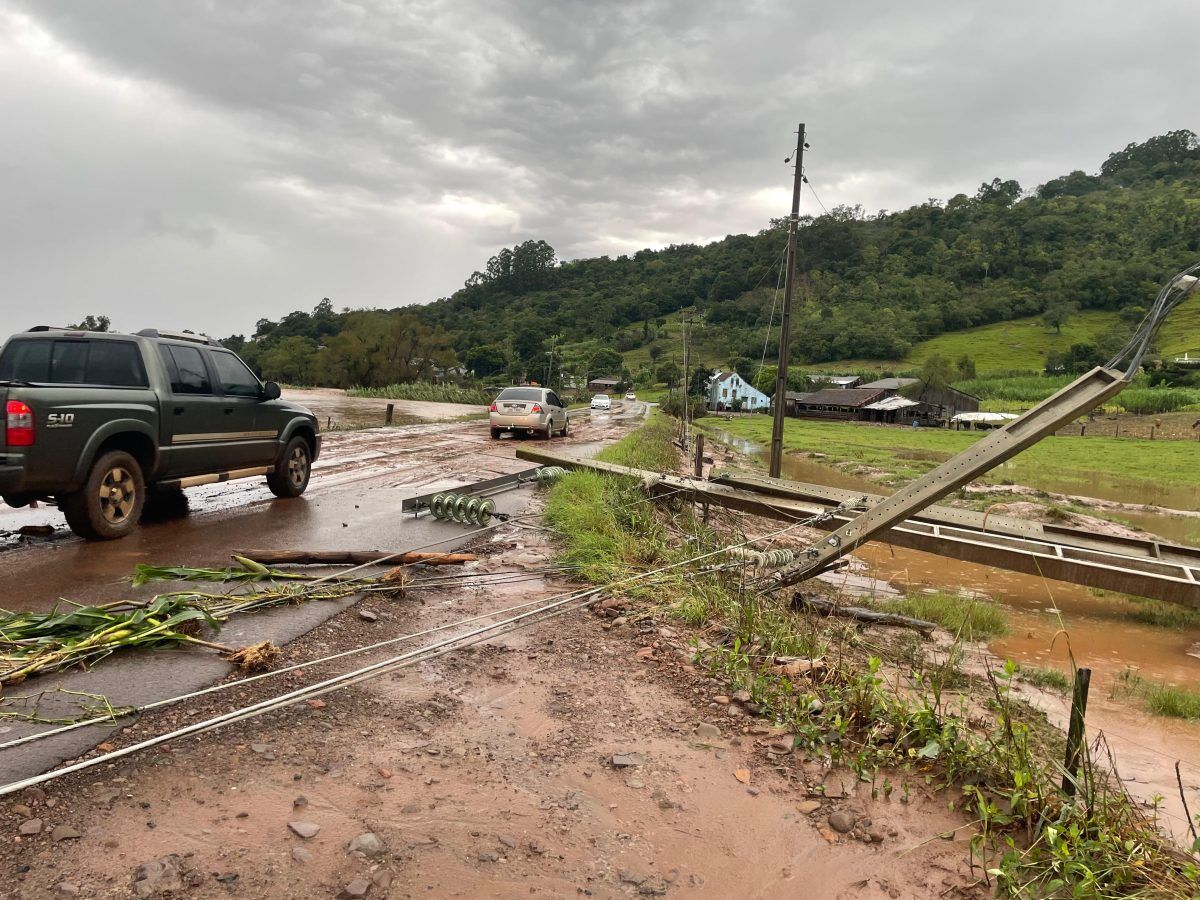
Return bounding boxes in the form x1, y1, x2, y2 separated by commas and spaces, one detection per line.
291, 847, 313, 864
132, 855, 186, 898
250, 743, 270, 754
497, 834, 517, 848
694, 723, 721, 741
869, 830, 885, 843
338, 877, 371, 898
372, 869, 394, 891
359, 609, 379, 622
50, 824, 81, 842
828, 811, 856, 834
478, 850, 500, 862
12, 804, 31, 817
347, 832, 386, 859
769, 735, 795, 753
611, 752, 645, 768
293, 796, 309, 808
796, 800, 821, 815
821, 771, 853, 799
56, 883, 81, 897
731, 690, 752, 704
618, 869, 647, 885
18, 818, 42, 836
288, 821, 321, 839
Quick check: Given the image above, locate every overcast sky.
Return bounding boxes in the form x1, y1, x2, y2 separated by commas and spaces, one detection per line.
2, 1, 1197, 337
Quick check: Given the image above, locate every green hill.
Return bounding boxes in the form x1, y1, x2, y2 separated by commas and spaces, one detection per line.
233, 130, 1200, 389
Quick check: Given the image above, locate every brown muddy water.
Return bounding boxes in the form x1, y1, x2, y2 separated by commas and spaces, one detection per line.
709, 428, 1200, 839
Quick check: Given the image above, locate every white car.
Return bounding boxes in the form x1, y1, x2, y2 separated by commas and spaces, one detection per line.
624, 391, 636, 400
590, 394, 612, 410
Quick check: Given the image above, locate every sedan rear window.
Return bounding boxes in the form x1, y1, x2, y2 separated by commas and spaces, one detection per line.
0, 339, 148, 387
496, 388, 543, 402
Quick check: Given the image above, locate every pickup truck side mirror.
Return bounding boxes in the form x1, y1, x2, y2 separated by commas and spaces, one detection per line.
261, 381, 282, 401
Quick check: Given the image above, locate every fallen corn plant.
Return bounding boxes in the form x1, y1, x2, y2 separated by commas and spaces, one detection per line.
0, 559, 412, 688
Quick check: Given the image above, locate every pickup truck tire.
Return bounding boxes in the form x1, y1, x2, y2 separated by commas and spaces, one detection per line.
267, 436, 311, 498
60, 450, 146, 540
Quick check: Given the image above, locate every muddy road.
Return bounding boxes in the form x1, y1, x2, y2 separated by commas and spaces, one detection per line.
0, 480, 981, 900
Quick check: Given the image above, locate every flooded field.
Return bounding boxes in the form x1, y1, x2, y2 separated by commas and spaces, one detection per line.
707, 426, 1200, 839
282, 387, 487, 431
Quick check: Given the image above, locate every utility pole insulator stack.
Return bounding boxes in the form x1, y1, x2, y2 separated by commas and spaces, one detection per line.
769, 122, 806, 479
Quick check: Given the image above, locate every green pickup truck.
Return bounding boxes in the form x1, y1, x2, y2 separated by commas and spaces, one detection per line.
0, 327, 320, 540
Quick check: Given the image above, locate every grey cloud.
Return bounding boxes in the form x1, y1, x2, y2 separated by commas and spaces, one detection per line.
2, 0, 1198, 336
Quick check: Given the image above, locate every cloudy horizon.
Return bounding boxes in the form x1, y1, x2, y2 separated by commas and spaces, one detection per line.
2, 1, 1197, 338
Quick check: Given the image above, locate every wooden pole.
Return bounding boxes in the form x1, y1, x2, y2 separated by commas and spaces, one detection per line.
386, 403, 394, 425
234, 550, 475, 566
693, 434, 705, 479
768, 122, 806, 479
1061, 667, 1091, 796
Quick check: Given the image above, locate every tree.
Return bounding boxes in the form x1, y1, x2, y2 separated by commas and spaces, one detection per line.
918, 353, 955, 392
71, 314, 110, 332
260, 336, 318, 384
589, 348, 624, 377
955, 354, 976, 380
655, 361, 681, 387
465, 344, 508, 379
1042, 300, 1078, 334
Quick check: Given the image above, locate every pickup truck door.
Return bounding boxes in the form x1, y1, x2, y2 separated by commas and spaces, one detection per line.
156, 344, 231, 477
206, 349, 279, 468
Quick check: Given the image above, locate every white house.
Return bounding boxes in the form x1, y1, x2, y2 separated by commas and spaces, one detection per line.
706, 370, 770, 412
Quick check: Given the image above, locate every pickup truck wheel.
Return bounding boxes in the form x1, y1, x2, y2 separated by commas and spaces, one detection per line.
267, 436, 311, 498
60, 451, 146, 540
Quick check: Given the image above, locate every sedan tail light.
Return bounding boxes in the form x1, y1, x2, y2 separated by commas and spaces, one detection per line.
531, 404, 542, 413
5, 400, 35, 447
488, 404, 497, 412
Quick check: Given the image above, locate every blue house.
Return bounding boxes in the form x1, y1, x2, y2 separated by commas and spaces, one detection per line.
706, 370, 770, 412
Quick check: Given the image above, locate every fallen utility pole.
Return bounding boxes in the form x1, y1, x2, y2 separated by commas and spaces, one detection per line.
769, 122, 806, 478
514, 447, 1200, 607
234, 550, 475, 566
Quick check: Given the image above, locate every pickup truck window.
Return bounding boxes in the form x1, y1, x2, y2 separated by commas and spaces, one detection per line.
211, 351, 261, 398
160, 345, 212, 395
0, 339, 148, 387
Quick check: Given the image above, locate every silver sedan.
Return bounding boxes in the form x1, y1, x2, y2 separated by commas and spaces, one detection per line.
489, 387, 568, 439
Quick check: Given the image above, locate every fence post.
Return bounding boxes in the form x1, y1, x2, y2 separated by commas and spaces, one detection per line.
386, 403, 394, 425
1150, 425, 1155, 440
1061, 667, 1092, 797
327, 416, 332, 431
694, 434, 705, 479
1080, 424, 1085, 437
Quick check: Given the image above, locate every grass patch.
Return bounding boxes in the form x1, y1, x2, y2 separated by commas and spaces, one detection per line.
1016, 664, 1072, 693
700, 414, 1200, 493
596, 412, 678, 471
545, 414, 1197, 897
1086, 590, 1200, 630
874, 592, 1008, 640
347, 382, 493, 404
1117, 669, 1200, 721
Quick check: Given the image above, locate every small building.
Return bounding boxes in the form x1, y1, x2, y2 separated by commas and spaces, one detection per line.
860, 377, 980, 422
824, 375, 863, 389
707, 371, 770, 412
788, 387, 886, 420
587, 376, 622, 393
861, 394, 923, 424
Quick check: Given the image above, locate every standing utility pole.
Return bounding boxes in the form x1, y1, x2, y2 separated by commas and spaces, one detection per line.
768, 123, 807, 478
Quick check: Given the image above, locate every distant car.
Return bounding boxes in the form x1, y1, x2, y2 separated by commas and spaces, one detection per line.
624, 392, 636, 400
590, 394, 612, 410
489, 387, 567, 439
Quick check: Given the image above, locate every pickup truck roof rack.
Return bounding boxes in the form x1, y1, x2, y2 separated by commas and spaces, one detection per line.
134, 329, 222, 347
26, 325, 76, 332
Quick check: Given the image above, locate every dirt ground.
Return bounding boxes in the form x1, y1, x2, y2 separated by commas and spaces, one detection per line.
0, 519, 984, 900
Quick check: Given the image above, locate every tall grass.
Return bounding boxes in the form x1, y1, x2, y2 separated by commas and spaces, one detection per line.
953, 374, 1072, 403
874, 591, 1008, 640
1114, 388, 1200, 414
347, 383, 492, 405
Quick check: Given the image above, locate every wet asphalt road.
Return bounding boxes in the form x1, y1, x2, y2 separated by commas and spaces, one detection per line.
0, 401, 646, 784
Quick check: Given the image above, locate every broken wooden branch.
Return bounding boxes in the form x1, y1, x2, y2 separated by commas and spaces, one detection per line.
792, 595, 936, 636
233, 550, 476, 567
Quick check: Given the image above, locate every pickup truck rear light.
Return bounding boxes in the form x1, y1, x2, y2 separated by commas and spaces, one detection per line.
488, 404, 497, 412
531, 404, 543, 413
5, 400, 35, 447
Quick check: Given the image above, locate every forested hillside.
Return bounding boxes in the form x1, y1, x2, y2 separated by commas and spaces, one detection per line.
228, 130, 1200, 388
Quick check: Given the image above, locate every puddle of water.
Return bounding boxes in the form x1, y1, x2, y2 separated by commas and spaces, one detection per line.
991, 461, 1200, 513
